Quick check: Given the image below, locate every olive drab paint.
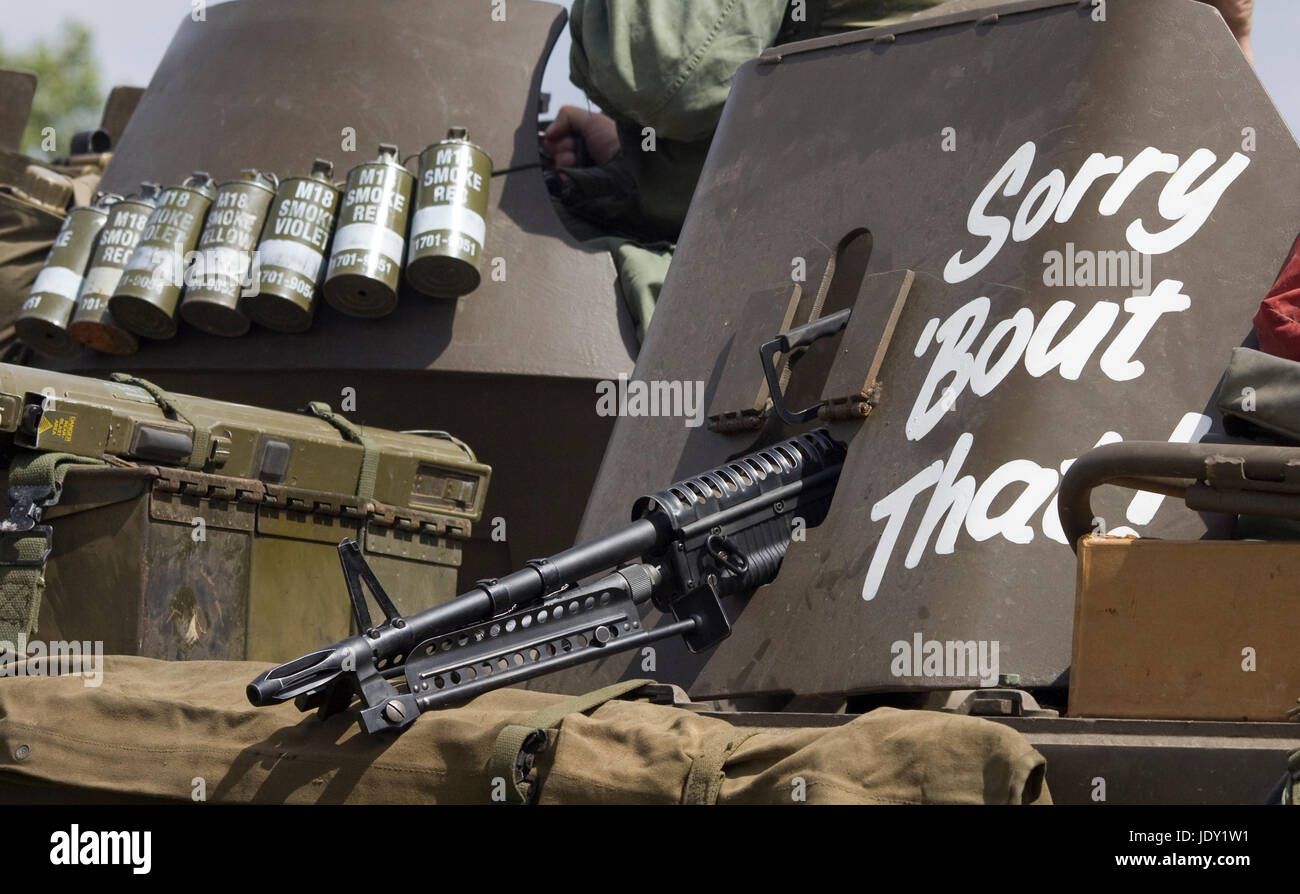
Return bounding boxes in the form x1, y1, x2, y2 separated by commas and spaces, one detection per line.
179, 170, 278, 337
16, 196, 116, 357
324, 143, 413, 318
407, 127, 492, 298
68, 184, 161, 355
0, 362, 491, 663
243, 159, 338, 333
110, 171, 217, 340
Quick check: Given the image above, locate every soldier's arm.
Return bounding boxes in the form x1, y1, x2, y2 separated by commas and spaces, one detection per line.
542, 105, 620, 169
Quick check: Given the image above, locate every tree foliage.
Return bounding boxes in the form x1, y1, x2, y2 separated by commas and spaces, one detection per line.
0, 21, 104, 159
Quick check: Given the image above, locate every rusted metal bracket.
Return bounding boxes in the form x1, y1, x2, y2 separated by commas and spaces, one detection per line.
149, 466, 471, 538
938, 688, 1059, 718
816, 268, 914, 422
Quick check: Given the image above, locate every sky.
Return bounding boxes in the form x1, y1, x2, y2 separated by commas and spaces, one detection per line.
0, 0, 591, 115
0, 0, 1296, 136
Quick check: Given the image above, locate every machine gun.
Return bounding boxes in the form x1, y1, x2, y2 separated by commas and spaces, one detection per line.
248, 429, 845, 733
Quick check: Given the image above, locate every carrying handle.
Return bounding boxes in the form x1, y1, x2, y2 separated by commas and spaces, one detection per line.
1058, 440, 1300, 552
759, 308, 852, 424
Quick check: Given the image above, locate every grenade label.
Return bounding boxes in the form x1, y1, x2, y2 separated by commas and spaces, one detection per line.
256, 180, 336, 300
119, 189, 210, 293
259, 239, 329, 282
331, 164, 409, 274
410, 205, 486, 251
18, 204, 109, 355
80, 267, 121, 302
412, 144, 487, 253
331, 223, 404, 272
323, 149, 412, 317
407, 134, 492, 297
29, 266, 83, 302
70, 196, 153, 354
125, 189, 200, 274
93, 206, 150, 266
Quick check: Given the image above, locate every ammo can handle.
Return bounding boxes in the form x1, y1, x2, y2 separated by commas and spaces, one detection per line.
1057, 440, 1300, 551
759, 308, 852, 424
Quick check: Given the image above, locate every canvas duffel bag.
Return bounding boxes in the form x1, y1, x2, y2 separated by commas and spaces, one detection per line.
0, 655, 1049, 805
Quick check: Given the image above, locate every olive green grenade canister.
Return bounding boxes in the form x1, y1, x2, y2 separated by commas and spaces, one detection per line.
179, 170, 278, 337
16, 194, 116, 356
110, 171, 217, 340
406, 127, 492, 298
68, 183, 161, 355
323, 143, 413, 318
243, 159, 338, 333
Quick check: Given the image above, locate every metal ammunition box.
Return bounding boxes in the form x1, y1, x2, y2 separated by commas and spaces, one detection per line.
16, 201, 112, 357
406, 129, 491, 298
323, 144, 413, 318
179, 170, 277, 337
243, 160, 338, 333
0, 364, 489, 661
68, 185, 160, 355
110, 172, 216, 340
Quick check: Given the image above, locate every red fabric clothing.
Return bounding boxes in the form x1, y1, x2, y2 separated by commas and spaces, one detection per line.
1254, 233, 1300, 361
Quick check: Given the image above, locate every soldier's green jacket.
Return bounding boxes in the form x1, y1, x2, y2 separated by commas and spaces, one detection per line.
571, 0, 944, 145
563, 0, 948, 338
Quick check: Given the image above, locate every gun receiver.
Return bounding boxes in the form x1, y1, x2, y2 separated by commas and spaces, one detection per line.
248, 429, 845, 733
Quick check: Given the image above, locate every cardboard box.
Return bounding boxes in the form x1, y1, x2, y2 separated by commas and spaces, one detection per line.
1070, 535, 1300, 721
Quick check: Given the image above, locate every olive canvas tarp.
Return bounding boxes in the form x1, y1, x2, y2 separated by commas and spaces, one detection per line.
0, 656, 1049, 805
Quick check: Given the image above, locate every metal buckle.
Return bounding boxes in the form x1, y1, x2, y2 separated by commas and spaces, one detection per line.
0, 483, 60, 568
0, 524, 53, 567
1, 483, 60, 533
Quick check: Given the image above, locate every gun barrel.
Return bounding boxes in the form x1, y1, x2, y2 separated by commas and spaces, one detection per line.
245, 517, 665, 708
396, 517, 664, 645
247, 643, 359, 706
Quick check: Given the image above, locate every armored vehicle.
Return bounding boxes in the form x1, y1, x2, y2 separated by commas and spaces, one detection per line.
1, 0, 1298, 807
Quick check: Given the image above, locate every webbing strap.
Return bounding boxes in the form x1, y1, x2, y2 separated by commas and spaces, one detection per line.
0, 451, 110, 641
489, 678, 656, 804
306, 401, 378, 501
0, 536, 48, 644
6, 451, 110, 489
682, 728, 761, 805
109, 373, 209, 471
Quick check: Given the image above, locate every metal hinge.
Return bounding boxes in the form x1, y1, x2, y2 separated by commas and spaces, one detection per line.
369, 502, 470, 538
707, 409, 767, 434
261, 484, 370, 519
152, 467, 470, 539
154, 467, 266, 504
